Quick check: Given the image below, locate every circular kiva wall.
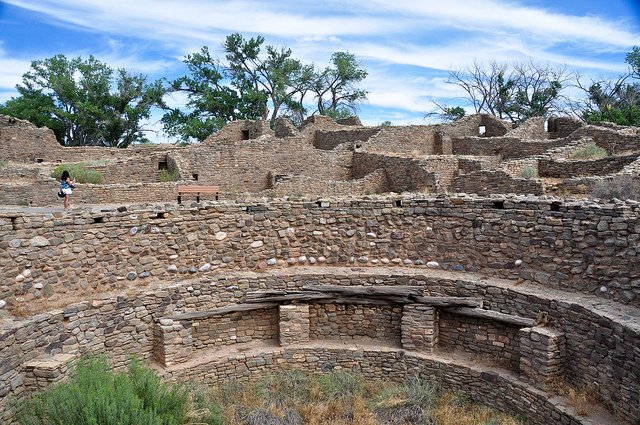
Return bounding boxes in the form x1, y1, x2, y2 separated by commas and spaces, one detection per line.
0, 196, 638, 424
1, 269, 636, 424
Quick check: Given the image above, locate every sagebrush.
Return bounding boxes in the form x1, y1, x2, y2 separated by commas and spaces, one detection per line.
570, 143, 608, 160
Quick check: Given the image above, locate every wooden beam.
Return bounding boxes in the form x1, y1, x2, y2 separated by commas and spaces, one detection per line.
413, 296, 483, 308
443, 307, 534, 327
301, 284, 423, 297
166, 302, 279, 321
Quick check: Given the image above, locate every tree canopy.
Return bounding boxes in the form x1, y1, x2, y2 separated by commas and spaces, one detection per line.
447, 60, 570, 124
162, 33, 368, 142
577, 46, 640, 127
0, 55, 165, 147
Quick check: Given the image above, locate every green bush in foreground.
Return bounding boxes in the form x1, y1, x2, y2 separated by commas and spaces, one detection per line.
52, 162, 104, 184
18, 356, 198, 425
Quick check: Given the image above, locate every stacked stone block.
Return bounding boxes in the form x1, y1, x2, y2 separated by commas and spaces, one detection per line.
153, 318, 193, 367
279, 304, 310, 346
519, 326, 565, 391
24, 353, 75, 391
400, 304, 438, 352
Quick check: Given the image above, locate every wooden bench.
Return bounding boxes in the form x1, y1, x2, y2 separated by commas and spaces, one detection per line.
177, 185, 220, 204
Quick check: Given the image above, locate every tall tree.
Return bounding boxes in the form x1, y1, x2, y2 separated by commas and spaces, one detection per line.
161, 46, 265, 143
576, 46, 640, 126
447, 60, 570, 123
224, 33, 315, 127
0, 55, 164, 147
312, 52, 368, 117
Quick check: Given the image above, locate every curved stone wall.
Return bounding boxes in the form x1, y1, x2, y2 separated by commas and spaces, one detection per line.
0, 269, 636, 424
1, 196, 638, 308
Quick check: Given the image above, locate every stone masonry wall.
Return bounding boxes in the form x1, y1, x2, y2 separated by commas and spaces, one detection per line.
538, 154, 639, 178
271, 168, 388, 197
438, 311, 522, 372
352, 152, 437, 192
313, 128, 380, 150
308, 304, 402, 343
361, 126, 437, 155
191, 308, 278, 349
0, 270, 638, 423
450, 170, 544, 195
452, 137, 564, 159
1, 196, 638, 307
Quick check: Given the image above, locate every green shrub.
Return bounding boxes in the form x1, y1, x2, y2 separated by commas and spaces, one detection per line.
18, 355, 192, 425
52, 163, 104, 184
519, 165, 537, 179
159, 168, 180, 182
591, 175, 640, 201
570, 143, 608, 160
0, 159, 8, 168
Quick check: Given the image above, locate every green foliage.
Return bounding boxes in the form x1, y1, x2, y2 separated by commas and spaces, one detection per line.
448, 60, 569, 123
316, 371, 365, 401
570, 143, 608, 160
0, 159, 8, 168
519, 165, 538, 179
0, 55, 165, 147
52, 163, 104, 184
591, 175, 640, 200
18, 356, 190, 425
380, 120, 393, 127
164, 33, 368, 142
159, 168, 180, 182
581, 46, 640, 127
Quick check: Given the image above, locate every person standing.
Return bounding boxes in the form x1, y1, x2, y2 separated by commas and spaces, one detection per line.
60, 170, 76, 211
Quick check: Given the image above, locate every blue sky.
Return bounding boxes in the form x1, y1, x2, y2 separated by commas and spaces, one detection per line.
1, 0, 640, 142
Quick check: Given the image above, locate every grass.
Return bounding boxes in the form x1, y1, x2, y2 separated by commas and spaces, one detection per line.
519, 165, 537, 179
591, 175, 640, 201
51, 162, 104, 184
208, 371, 524, 425
570, 143, 608, 160
549, 380, 601, 417
20, 359, 524, 425
159, 168, 180, 182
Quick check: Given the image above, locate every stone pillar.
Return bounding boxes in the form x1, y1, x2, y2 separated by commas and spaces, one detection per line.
279, 304, 310, 346
24, 353, 76, 392
153, 318, 193, 367
401, 304, 438, 353
519, 326, 565, 390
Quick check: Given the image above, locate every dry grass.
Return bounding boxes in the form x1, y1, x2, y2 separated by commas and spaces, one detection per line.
549, 380, 600, 417
200, 371, 525, 425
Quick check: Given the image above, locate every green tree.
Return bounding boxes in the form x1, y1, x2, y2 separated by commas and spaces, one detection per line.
447, 60, 569, 123
577, 46, 640, 126
161, 46, 265, 143
224, 33, 315, 128
312, 52, 368, 117
164, 34, 369, 142
0, 55, 165, 147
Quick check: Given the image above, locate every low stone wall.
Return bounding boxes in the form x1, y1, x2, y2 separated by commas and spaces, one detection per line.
362, 126, 437, 155
313, 128, 380, 150
452, 137, 564, 159
161, 345, 592, 425
352, 152, 437, 192
539, 154, 639, 178
308, 304, 402, 342
271, 168, 388, 197
450, 170, 544, 195
438, 311, 522, 371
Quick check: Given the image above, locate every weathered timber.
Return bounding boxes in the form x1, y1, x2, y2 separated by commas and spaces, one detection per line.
301, 284, 423, 297
244, 293, 335, 303
413, 296, 483, 308
313, 297, 396, 306
444, 307, 535, 327
166, 302, 279, 321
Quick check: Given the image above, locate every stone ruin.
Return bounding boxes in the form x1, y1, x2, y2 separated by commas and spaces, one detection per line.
0, 113, 639, 424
